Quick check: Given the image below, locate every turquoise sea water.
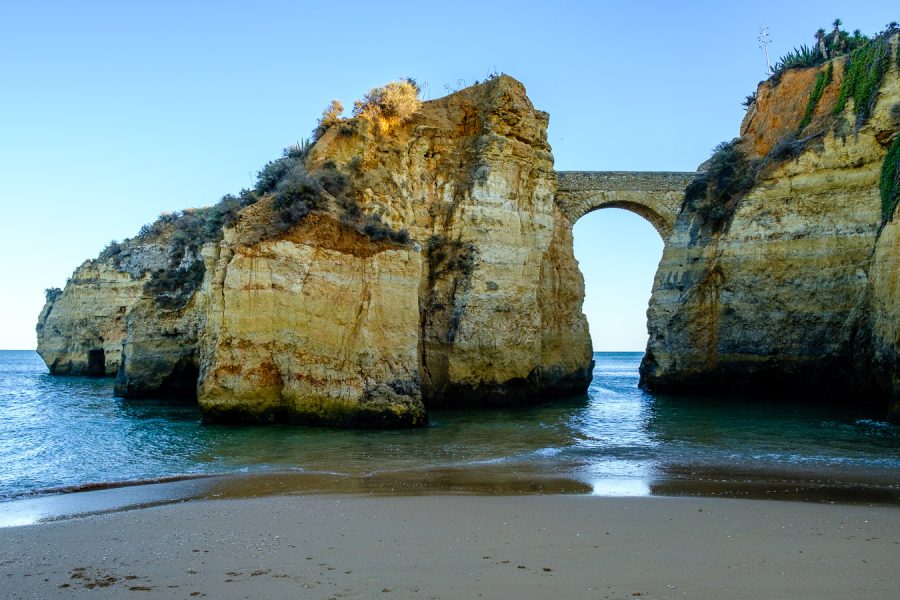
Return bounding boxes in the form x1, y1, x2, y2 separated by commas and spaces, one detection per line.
1, 350, 899, 502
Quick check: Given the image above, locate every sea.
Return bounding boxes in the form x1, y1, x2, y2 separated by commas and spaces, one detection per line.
1, 350, 899, 506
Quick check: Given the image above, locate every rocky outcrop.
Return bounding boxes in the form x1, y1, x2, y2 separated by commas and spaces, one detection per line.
197, 212, 426, 426
41, 57, 897, 425
114, 294, 205, 399
36, 242, 173, 376
641, 44, 900, 418
36, 76, 594, 427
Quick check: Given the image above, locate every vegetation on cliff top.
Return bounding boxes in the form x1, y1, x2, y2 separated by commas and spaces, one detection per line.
684, 140, 757, 235
94, 79, 422, 309
315, 79, 421, 138
753, 21, 896, 134
695, 19, 897, 234
771, 19, 890, 77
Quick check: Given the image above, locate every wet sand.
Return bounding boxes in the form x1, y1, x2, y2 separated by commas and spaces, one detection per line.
4, 460, 899, 530
2, 493, 899, 599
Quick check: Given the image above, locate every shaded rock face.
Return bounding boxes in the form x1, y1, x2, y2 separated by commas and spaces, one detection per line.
114, 295, 205, 399
36, 76, 594, 427
641, 53, 900, 417
868, 216, 900, 419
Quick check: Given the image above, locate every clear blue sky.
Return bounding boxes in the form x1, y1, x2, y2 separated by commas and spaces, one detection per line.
0, 1, 894, 349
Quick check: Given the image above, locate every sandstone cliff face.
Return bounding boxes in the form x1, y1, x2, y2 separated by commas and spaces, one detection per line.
641, 49, 900, 416
36, 242, 173, 376
307, 77, 592, 406
198, 212, 426, 426
36, 76, 593, 427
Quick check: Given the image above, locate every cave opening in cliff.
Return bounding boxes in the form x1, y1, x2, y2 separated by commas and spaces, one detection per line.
572, 208, 663, 353
86, 348, 106, 377
158, 357, 200, 402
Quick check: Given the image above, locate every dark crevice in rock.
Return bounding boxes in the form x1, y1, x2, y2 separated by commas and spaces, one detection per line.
86, 349, 106, 377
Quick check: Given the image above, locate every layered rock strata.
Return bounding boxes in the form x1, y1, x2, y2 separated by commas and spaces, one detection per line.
641, 49, 900, 418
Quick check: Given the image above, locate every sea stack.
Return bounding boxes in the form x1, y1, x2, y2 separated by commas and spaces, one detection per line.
36, 76, 594, 427
37, 37, 900, 426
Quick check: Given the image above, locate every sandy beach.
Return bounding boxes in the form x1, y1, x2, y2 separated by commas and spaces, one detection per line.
1, 492, 898, 599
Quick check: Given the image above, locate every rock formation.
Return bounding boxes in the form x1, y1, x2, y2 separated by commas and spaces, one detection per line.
36, 41, 900, 425
37, 76, 593, 427
641, 37, 900, 419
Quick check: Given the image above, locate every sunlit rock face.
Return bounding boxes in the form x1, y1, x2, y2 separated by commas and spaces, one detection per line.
197, 213, 427, 427
305, 76, 593, 409
36, 76, 594, 427
641, 53, 900, 419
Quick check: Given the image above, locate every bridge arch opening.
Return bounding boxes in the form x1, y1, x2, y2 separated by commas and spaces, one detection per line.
572, 207, 663, 352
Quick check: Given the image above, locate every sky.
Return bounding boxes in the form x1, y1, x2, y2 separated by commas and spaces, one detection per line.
0, 1, 894, 350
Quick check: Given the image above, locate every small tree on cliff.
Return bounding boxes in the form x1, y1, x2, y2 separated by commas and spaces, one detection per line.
831, 19, 845, 53
314, 100, 345, 140
815, 28, 828, 59
352, 80, 421, 133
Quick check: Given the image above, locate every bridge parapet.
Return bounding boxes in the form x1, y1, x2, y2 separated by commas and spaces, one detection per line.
556, 171, 697, 237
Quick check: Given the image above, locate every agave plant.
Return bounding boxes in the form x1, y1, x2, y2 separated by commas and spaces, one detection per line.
742, 92, 757, 109
773, 44, 823, 73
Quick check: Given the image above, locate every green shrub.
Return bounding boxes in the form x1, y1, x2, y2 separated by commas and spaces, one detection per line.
144, 259, 206, 310
283, 139, 312, 159
98, 240, 123, 261
317, 166, 348, 197
132, 188, 259, 309
798, 62, 833, 132
44, 287, 62, 303
684, 140, 757, 234
881, 135, 900, 222
272, 166, 325, 228
255, 142, 312, 193
773, 44, 822, 73
314, 100, 344, 140
834, 34, 891, 128
361, 217, 409, 244
764, 132, 805, 164
426, 235, 476, 277
255, 157, 295, 194
742, 92, 757, 110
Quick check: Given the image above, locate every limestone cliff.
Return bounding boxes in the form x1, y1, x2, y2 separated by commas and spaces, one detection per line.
36, 238, 180, 376
306, 77, 592, 407
36, 76, 593, 427
641, 39, 900, 418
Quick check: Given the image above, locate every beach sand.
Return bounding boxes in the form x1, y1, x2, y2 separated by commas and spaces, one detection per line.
1, 492, 899, 599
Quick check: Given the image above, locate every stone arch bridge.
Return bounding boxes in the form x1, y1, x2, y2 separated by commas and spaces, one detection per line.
556, 171, 698, 237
